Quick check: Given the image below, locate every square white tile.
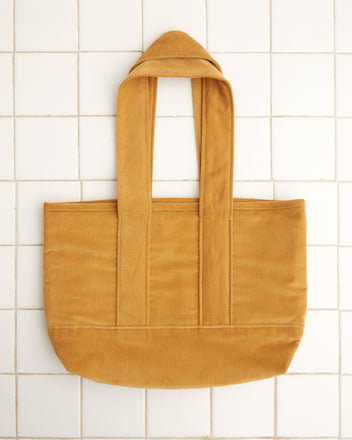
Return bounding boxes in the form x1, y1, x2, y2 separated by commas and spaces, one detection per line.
341, 376, 352, 437
17, 181, 80, 245
272, 54, 334, 116
153, 117, 198, 180
0, 0, 13, 51
82, 379, 145, 437
15, 53, 77, 116
275, 182, 338, 245
0, 375, 15, 436
147, 388, 210, 437
234, 118, 271, 180
339, 183, 352, 245
143, 0, 206, 49
16, 118, 78, 180
272, 118, 335, 180
0, 54, 13, 116
213, 379, 274, 437
307, 246, 338, 309
82, 180, 117, 201
79, 52, 140, 115
336, 55, 352, 116
272, 0, 333, 52
17, 246, 43, 308
234, 181, 274, 199
207, 0, 270, 52
80, 117, 116, 179
337, 118, 352, 180
152, 180, 199, 198
0, 182, 15, 245
212, 53, 270, 116
17, 310, 66, 373
340, 247, 352, 310
336, 0, 352, 51
341, 312, 352, 374
0, 246, 15, 308
288, 311, 339, 373
15, 0, 77, 51
0, 311, 14, 372
277, 375, 339, 436
156, 78, 193, 117
80, 0, 141, 50
17, 375, 80, 437
0, 118, 13, 179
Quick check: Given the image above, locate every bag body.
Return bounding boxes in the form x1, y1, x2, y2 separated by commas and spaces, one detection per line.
43, 30, 307, 389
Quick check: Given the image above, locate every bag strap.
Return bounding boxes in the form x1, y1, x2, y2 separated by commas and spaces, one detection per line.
116, 31, 234, 326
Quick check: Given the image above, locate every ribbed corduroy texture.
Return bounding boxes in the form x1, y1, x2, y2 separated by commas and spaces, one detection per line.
43, 30, 308, 389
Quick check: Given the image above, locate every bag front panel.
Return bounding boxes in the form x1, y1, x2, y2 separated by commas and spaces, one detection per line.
149, 210, 199, 325
44, 200, 307, 330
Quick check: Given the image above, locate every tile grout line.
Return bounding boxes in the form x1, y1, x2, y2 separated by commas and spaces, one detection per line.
76, 0, 84, 437
2, 49, 352, 55
270, 1, 278, 437
2, 114, 352, 119
11, 0, 19, 438
141, 2, 148, 439
333, 0, 342, 438
0, 436, 344, 440
3, 178, 352, 183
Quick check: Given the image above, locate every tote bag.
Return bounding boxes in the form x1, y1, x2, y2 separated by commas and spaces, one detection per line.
43, 30, 308, 389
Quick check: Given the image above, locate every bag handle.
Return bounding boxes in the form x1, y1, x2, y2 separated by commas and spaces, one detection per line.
115, 31, 234, 326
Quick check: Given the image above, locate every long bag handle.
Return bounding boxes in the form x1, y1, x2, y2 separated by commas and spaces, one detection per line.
116, 31, 235, 326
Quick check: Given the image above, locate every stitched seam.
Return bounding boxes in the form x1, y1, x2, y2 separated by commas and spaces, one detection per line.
44, 205, 305, 213
117, 217, 122, 326
48, 323, 305, 330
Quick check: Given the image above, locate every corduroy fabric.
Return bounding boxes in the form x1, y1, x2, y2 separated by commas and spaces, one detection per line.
43, 30, 308, 389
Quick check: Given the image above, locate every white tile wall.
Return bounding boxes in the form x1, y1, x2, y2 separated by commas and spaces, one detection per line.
79, 116, 116, 179
272, 118, 335, 180
277, 375, 339, 436
82, 379, 145, 436
79, 52, 140, 115
307, 246, 338, 308
15, 53, 77, 115
16, 117, 78, 180
340, 247, 352, 310
17, 375, 80, 437
147, 388, 210, 436
0, 0, 13, 51
79, 0, 142, 51
1, 0, 351, 438
15, 0, 78, 51
0, 246, 15, 308
272, 54, 334, 115
0, 54, 13, 115
272, 0, 334, 52
16, 246, 43, 308
212, 378, 274, 436
0, 118, 14, 179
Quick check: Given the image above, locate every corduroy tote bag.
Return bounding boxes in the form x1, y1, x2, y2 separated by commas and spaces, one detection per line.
43, 30, 308, 389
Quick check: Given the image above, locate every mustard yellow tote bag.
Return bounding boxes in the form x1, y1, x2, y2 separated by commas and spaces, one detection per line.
43, 30, 308, 389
